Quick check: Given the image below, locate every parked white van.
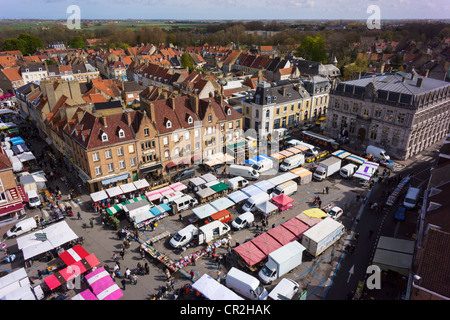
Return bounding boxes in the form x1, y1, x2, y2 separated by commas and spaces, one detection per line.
403, 186, 420, 209
268, 278, 299, 300
229, 165, 260, 181
231, 212, 255, 230
271, 180, 298, 197
225, 267, 268, 300
279, 154, 305, 171
26, 190, 41, 208
242, 192, 270, 212
366, 145, 390, 161
226, 176, 249, 190
169, 224, 198, 248
173, 195, 198, 212
340, 163, 358, 179
6, 218, 38, 238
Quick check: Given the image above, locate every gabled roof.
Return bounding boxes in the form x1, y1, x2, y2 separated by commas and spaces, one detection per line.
1, 67, 22, 81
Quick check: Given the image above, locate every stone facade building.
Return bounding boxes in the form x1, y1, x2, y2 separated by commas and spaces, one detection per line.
324, 72, 450, 160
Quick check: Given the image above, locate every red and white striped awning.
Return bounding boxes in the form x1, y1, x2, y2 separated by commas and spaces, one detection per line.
59, 245, 89, 266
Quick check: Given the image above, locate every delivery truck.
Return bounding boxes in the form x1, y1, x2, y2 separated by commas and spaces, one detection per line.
251, 156, 274, 173
226, 176, 249, 190
312, 157, 342, 181
301, 217, 345, 257
279, 154, 305, 172
258, 241, 306, 284
229, 164, 260, 181
267, 278, 299, 300
169, 220, 231, 249
271, 180, 298, 197
242, 192, 270, 212
340, 163, 358, 179
226, 267, 268, 300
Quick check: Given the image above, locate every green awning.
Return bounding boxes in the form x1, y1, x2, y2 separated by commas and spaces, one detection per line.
106, 203, 124, 216
210, 182, 229, 193
226, 141, 246, 150
123, 195, 147, 205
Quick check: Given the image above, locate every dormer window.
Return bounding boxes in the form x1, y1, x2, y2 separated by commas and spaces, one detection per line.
227, 108, 231, 116
166, 120, 172, 128
188, 116, 193, 124
101, 133, 108, 142
267, 96, 271, 104
118, 129, 125, 138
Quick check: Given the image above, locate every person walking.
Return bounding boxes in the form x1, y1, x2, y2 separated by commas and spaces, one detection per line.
326, 186, 329, 194
323, 187, 326, 194
132, 274, 138, 285
145, 263, 149, 275
125, 268, 131, 280
89, 218, 94, 228
121, 278, 126, 290
120, 249, 125, 260
112, 253, 118, 262
77, 212, 82, 220
190, 269, 195, 281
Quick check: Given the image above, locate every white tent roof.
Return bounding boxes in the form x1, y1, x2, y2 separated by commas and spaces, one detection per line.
133, 179, 150, 189
90, 190, 108, 202
106, 186, 123, 198
17, 221, 78, 260
192, 204, 218, 220
120, 182, 137, 193
17, 152, 35, 163
210, 197, 235, 211
20, 173, 47, 185
0, 268, 30, 299
192, 274, 243, 300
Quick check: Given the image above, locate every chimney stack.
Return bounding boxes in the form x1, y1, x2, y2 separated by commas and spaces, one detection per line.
102, 115, 107, 127
402, 76, 406, 82
189, 94, 199, 115
281, 87, 286, 96
169, 96, 175, 110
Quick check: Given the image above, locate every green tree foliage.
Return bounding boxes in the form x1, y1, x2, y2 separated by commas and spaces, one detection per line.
295, 36, 327, 63
3, 38, 27, 54
180, 52, 194, 73
69, 35, 85, 48
17, 33, 43, 55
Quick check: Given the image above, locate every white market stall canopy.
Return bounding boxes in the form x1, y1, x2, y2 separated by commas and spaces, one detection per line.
199, 173, 217, 183
192, 204, 218, 220
227, 190, 249, 204
0, 268, 32, 300
133, 179, 150, 190
210, 197, 235, 212
254, 180, 275, 193
353, 161, 379, 181
90, 190, 108, 202
120, 182, 137, 194
17, 221, 78, 261
16, 152, 35, 163
241, 185, 263, 197
106, 186, 123, 198
192, 274, 243, 300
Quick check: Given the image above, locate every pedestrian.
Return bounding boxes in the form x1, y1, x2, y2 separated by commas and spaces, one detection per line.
89, 218, 94, 228
111, 271, 116, 282
125, 268, 131, 280
326, 186, 329, 194
323, 187, 326, 194
166, 279, 171, 291
179, 213, 182, 222
318, 200, 322, 208
77, 212, 82, 220
132, 274, 138, 285
145, 263, 149, 275
121, 278, 126, 290
190, 269, 195, 281
137, 263, 142, 275
165, 268, 171, 280
114, 262, 120, 274
37, 269, 42, 280
120, 249, 125, 260
170, 278, 175, 291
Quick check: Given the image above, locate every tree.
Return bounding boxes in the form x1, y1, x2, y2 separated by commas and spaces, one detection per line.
69, 35, 85, 48
2, 38, 26, 54
17, 33, 43, 55
180, 52, 194, 73
295, 36, 328, 63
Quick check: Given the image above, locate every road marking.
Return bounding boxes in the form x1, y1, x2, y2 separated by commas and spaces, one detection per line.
347, 265, 354, 283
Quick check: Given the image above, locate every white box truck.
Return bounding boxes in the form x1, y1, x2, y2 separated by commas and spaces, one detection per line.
169, 220, 231, 249
279, 154, 305, 172
271, 180, 298, 197
6, 218, 38, 238
340, 163, 358, 179
258, 241, 306, 284
268, 278, 299, 300
226, 267, 268, 300
301, 217, 345, 257
229, 164, 260, 181
242, 192, 270, 212
26, 189, 41, 208
251, 157, 274, 173
313, 157, 342, 181
366, 145, 390, 161
173, 195, 198, 212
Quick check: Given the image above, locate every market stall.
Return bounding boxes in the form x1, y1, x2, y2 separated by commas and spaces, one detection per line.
284, 147, 303, 155
146, 190, 163, 202
9, 136, 25, 146
120, 182, 137, 194
192, 274, 244, 300
149, 203, 171, 216
295, 213, 322, 228
169, 182, 187, 192
133, 179, 150, 190
353, 161, 379, 183
210, 197, 235, 212
106, 203, 124, 216
192, 204, 218, 221
85, 267, 123, 300
123, 198, 152, 225
200, 173, 217, 184
188, 177, 207, 192
271, 194, 294, 211
345, 154, 366, 166
90, 190, 108, 203
17, 151, 35, 163
254, 180, 275, 193
106, 186, 123, 198
251, 232, 283, 256
11, 143, 29, 154
209, 182, 230, 196
233, 240, 267, 271
226, 190, 249, 205
281, 218, 310, 240
58, 245, 89, 266
71, 289, 98, 300
0, 268, 38, 300
241, 185, 263, 197
196, 187, 217, 204
266, 225, 297, 246
301, 208, 327, 219
386, 176, 411, 206
255, 201, 279, 218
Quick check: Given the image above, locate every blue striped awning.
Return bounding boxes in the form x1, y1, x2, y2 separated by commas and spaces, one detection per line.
101, 173, 130, 185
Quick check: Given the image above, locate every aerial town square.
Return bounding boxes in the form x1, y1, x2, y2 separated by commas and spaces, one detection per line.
0, 0, 449, 309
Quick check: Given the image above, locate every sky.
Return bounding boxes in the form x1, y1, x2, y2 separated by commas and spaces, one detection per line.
0, 0, 449, 20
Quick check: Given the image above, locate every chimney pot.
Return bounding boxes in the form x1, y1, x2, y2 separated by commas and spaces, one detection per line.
417, 77, 423, 88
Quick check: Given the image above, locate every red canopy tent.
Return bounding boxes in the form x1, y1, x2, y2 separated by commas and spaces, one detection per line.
233, 241, 266, 266
251, 233, 283, 256
59, 245, 89, 265
266, 224, 297, 245
271, 194, 294, 207
281, 218, 310, 240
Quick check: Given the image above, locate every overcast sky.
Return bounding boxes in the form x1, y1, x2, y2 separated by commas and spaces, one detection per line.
1, 0, 449, 20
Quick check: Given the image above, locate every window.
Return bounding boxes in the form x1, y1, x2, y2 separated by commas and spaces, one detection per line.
195, 130, 199, 138
236, 120, 240, 128
267, 96, 271, 104
256, 110, 259, 118
130, 157, 137, 166
92, 152, 99, 162
128, 144, 134, 153
117, 147, 124, 156
163, 137, 169, 146
195, 142, 200, 150
397, 113, 406, 125
144, 128, 149, 136
276, 108, 280, 115
274, 118, 280, 129
188, 116, 193, 124
107, 163, 114, 172
166, 120, 172, 128
385, 110, 394, 122
119, 160, 125, 169
349, 118, 356, 134
173, 134, 179, 142
284, 105, 287, 113
227, 109, 231, 116
164, 150, 170, 158
370, 125, 379, 140
332, 114, 338, 128
105, 150, 112, 159
229, 122, 233, 129
185, 132, 190, 140
374, 107, 383, 118
208, 114, 212, 123
186, 144, 191, 152
101, 133, 108, 142
266, 109, 270, 118
95, 166, 102, 176
340, 116, 347, 130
